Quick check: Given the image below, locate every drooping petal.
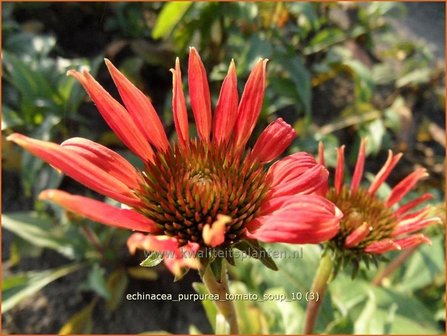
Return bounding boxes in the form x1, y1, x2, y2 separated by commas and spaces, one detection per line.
213, 60, 238, 144
234, 59, 268, 149
7, 133, 141, 206
67, 69, 154, 162
335, 145, 345, 195
395, 193, 433, 218
170, 58, 189, 147
127, 233, 178, 254
61, 137, 142, 190
386, 168, 428, 207
39, 190, 157, 232
350, 138, 366, 192
247, 195, 342, 244
392, 217, 441, 237
105, 59, 169, 152
127, 233, 200, 276
188, 47, 212, 142
267, 152, 326, 187
267, 164, 328, 199
393, 234, 431, 250
364, 239, 401, 254
345, 222, 372, 248
368, 150, 402, 196
396, 206, 431, 223
266, 152, 329, 199
202, 215, 231, 247
251, 118, 296, 163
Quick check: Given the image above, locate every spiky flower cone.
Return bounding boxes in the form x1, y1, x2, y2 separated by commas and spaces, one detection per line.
319, 139, 441, 275
8, 48, 342, 277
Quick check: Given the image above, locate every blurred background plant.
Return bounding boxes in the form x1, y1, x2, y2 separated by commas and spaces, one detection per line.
2, 1, 445, 334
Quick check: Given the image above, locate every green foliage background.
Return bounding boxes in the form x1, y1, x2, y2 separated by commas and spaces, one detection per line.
2, 2, 445, 334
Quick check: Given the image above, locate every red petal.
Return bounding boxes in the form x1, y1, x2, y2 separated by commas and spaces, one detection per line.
392, 217, 441, 237
8, 133, 140, 206
335, 145, 345, 195
127, 233, 179, 254
67, 69, 154, 162
364, 239, 401, 254
105, 59, 169, 152
350, 138, 366, 192
252, 118, 296, 163
266, 152, 329, 199
170, 58, 189, 147
393, 234, 431, 250
234, 59, 268, 149
395, 193, 433, 218
386, 168, 428, 207
368, 150, 402, 196
345, 222, 372, 248
188, 47, 212, 142
39, 190, 157, 232
61, 137, 142, 190
248, 195, 341, 244
213, 60, 239, 144
268, 152, 323, 186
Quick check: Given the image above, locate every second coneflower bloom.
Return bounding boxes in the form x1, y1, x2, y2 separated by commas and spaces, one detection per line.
8, 48, 342, 276
319, 139, 441, 272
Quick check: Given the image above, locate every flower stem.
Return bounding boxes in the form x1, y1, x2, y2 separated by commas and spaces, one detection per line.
200, 261, 239, 334
372, 246, 417, 286
304, 253, 333, 334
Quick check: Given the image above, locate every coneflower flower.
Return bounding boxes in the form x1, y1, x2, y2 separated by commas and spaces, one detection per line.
320, 139, 441, 271
7, 48, 341, 277
304, 139, 441, 334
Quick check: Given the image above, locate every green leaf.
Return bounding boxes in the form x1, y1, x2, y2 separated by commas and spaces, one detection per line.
152, 2, 193, 39
261, 287, 303, 334
106, 268, 129, 312
1, 104, 24, 130
2, 51, 58, 104
234, 240, 278, 271
2, 263, 82, 313
210, 255, 223, 280
140, 251, 164, 267
354, 290, 380, 334
127, 267, 158, 281
188, 325, 202, 334
364, 119, 385, 155
396, 68, 432, 88
398, 235, 445, 291
192, 282, 218, 332
82, 265, 110, 299
348, 60, 374, 103
304, 28, 345, 55
274, 51, 311, 117
229, 281, 269, 334
2, 212, 75, 259
330, 275, 442, 333
59, 299, 97, 335
215, 313, 230, 334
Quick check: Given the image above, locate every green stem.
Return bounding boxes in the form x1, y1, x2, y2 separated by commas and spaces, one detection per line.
200, 261, 239, 334
372, 246, 417, 286
304, 253, 334, 334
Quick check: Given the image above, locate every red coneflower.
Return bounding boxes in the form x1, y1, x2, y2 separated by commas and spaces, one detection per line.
320, 139, 440, 268
8, 48, 342, 277
304, 139, 441, 334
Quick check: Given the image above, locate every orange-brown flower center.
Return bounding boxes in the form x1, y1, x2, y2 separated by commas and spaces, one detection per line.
327, 186, 397, 251
135, 139, 270, 247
